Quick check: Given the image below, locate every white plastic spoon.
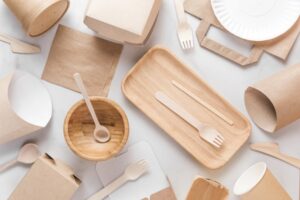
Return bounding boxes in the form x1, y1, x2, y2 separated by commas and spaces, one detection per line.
73, 73, 111, 143
0, 143, 41, 173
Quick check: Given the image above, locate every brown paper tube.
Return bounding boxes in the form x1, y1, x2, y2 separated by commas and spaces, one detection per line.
234, 162, 291, 200
245, 64, 300, 132
4, 0, 69, 36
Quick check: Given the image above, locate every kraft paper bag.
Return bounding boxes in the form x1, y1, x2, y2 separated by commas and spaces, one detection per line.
42, 25, 123, 96
184, 0, 300, 66
245, 64, 300, 133
0, 70, 52, 144
186, 177, 228, 200
9, 154, 81, 200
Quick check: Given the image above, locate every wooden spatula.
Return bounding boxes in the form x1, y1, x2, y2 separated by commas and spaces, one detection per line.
0, 34, 40, 54
251, 142, 300, 168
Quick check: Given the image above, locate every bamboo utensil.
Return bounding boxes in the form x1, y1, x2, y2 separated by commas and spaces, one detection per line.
73, 73, 110, 143
174, 0, 193, 49
251, 142, 300, 168
172, 80, 233, 126
88, 160, 148, 200
0, 143, 40, 173
64, 97, 129, 161
0, 34, 40, 54
155, 91, 224, 148
122, 46, 251, 169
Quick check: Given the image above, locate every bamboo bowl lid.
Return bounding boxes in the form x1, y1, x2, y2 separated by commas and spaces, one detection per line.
64, 97, 129, 161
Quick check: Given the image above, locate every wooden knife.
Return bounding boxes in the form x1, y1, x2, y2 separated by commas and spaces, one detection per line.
0, 34, 40, 54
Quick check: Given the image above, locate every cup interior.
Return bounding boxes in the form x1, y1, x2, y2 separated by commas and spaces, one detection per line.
8, 70, 52, 127
233, 162, 267, 196
245, 87, 277, 132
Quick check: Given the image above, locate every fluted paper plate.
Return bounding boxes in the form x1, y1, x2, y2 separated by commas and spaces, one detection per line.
211, 0, 300, 42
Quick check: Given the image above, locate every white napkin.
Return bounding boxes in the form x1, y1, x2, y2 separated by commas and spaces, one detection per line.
96, 141, 169, 200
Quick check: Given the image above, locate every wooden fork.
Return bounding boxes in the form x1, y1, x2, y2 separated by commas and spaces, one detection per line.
88, 160, 149, 200
155, 91, 224, 148
174, 0, 194, 50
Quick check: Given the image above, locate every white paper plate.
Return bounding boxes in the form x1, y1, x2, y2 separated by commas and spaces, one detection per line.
211, 0, 300, 42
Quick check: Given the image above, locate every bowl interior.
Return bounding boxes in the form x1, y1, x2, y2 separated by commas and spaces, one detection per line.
64, 97, 128, 160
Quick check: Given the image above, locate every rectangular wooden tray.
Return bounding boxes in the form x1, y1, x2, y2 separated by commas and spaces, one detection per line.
122, 46, 251, 169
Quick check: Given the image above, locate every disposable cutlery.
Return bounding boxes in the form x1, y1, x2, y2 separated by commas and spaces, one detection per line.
155, 91, 224, 148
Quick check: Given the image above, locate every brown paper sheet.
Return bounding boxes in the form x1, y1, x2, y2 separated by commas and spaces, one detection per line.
185, 0, 300, 66
9, 154, 81, 200
42, 25, 123, 96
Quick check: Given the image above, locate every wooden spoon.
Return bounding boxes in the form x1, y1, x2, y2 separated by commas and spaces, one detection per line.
73, 73, 111, 143
251, 142, 300, 168
0, 143, 41, 172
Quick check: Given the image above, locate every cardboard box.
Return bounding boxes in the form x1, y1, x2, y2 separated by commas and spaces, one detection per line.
84, 0, 161, 44
9, 154, 81, 200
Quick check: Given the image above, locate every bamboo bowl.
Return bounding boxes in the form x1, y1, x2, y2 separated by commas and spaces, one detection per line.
64, 97, 129, 161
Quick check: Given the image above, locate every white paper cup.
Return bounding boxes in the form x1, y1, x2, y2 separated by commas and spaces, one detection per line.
234, 162, 291, 200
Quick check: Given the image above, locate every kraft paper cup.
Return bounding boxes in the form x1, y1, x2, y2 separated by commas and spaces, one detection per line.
245, 64, 300, 133
4, 0, 69, 36
234, 162, 291, 200
0, 70, 52, 144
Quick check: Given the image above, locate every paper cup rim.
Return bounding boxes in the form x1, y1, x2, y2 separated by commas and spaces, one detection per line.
233, 162, 267, 195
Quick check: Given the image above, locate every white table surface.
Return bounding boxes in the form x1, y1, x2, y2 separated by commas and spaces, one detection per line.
1, 0, 300, 200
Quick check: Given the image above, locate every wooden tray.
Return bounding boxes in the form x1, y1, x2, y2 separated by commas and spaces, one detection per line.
122, 46, 251, 169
